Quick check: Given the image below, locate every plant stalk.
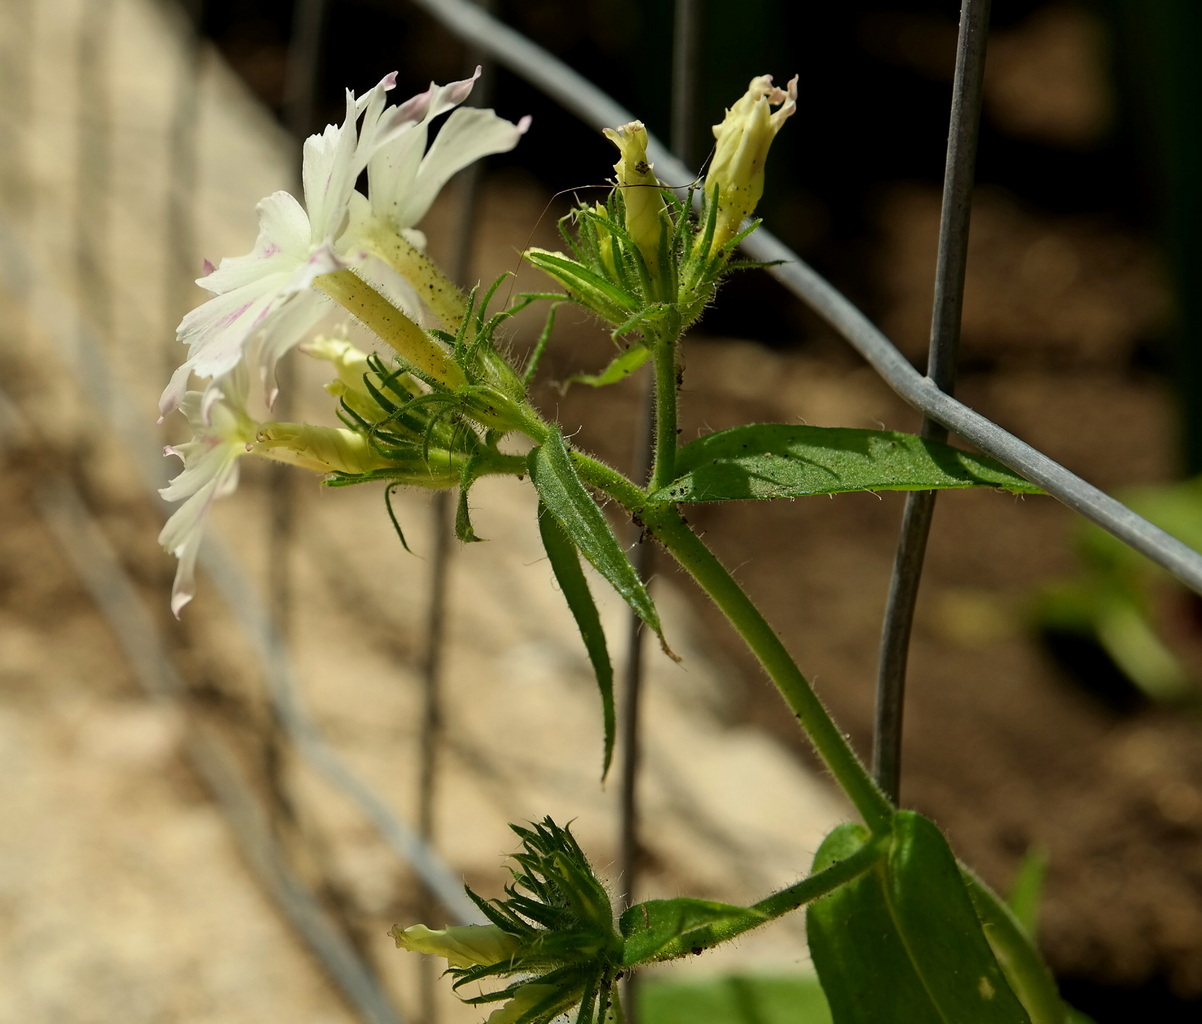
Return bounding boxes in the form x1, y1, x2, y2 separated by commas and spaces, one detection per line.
571, 452, 895, 834
648, 328, 679, 494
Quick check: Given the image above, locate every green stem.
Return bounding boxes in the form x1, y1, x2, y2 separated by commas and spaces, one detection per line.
625, 833, 886, 965
648, 326, 679, 493
571, 452, 895, 835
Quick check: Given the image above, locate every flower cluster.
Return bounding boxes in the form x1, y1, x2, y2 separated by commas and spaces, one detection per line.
523, 72, 797, 379
392, 818, 624, 1024
158, 70, 529, 614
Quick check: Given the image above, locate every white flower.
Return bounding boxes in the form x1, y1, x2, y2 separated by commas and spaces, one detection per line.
158, 364, 258, 617
362, 69, 531, 246
161, 70, 530, 419
160, 73, 400, 419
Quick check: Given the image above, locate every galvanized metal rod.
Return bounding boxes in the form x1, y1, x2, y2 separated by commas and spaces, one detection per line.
408, 0, 1202, 596
873, 0, 992, 804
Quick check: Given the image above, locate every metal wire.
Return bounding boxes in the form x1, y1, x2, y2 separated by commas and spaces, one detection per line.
405, 0, 1202, 598
873, 0, 993, 804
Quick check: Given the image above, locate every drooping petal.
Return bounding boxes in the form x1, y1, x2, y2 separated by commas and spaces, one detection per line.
254, 287, 333, 406
158, 369, 258, 615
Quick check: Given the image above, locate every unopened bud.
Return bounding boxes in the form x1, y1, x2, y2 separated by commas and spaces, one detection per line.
602, 121, 664, 270
707, 75, 798, 252
390, 923, 522, 970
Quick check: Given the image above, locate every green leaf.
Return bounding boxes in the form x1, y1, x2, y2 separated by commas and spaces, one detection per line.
455, 454, 495, 543
524, 249, 638, 322
536, 501, 616, 779
963, 869, 1071, 1024
649, 425, 1043, 502
639, 974, 832, 1024
620, 898, 767, 966
1006, 848, 1048, 938
528, 429, 662, 642
567, 344, 652, 389
807, 814, 1033, 1024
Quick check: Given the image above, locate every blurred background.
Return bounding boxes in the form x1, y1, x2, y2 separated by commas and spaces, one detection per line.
1, 0, 1201, 1022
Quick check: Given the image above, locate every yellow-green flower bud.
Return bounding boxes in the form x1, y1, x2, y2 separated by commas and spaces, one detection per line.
252, 423, 401, 476
602, 120, 664, 270
707, 74, 798, 252
390, 923, 522, 970
303, 334, 411, 423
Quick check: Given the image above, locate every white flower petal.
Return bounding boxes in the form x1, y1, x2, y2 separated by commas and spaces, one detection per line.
158, 371, 257, 615
397, 106, 530, 227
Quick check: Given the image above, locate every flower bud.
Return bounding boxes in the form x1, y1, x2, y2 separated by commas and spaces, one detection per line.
707, 75, 798, 252
602, 121, 664, 270
390, 923, 522, 970
253, 423, 399, 476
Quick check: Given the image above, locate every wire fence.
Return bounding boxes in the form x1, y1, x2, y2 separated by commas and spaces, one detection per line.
1, 1, 1199, 1022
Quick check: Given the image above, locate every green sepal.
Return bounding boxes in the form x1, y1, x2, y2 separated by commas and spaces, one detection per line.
807, 813, 1034, 1024
455, 454, 494, 543
567, 344, 652, 389
619, 898, 768, 967
524, 249, 639, 325
528, 428, 663, 643
536, 500, 617, 779
649, 425, 1044, 502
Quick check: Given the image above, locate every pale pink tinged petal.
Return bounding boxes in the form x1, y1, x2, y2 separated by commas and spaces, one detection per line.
159, 361, 194, 420
397, 107, 529, 227
354, 72, 402, 156
159, 372, 255, 615
339, 190, 376, 252
424, 66, 482, 121
387, 85, 434, 127
353, 71, 397, 115
175, 275, 289, 379
200, 192, 311, 293
168, 537, 200, 617
201, 258, 217, 276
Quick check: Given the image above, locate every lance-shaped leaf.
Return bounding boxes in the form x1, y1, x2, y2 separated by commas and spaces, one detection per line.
620, 898, 767, 966
649, 425, 1043, 502
807, 813, 1033, 1024
567, 343, 652, 389
529, 429, 663, 644
537, 500, 616, 778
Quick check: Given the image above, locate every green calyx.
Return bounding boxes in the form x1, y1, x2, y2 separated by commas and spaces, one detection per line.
524, 184, 738, 364
420, 818, 625, 1024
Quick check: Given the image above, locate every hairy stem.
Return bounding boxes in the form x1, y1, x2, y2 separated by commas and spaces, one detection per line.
571, 452, 895, 834
648, 327, 679, 494
628, 832, 886, 965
